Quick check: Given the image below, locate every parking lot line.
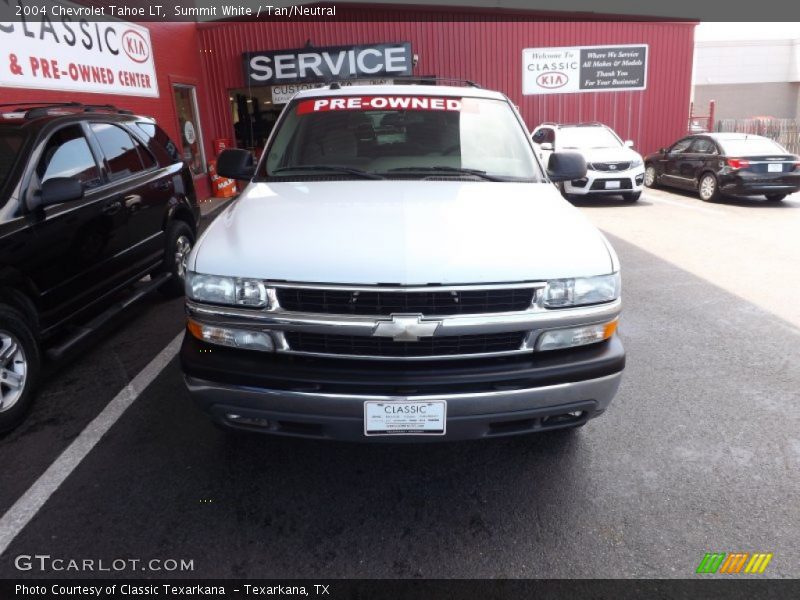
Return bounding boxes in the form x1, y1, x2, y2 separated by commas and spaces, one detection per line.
644, 192, 725, 216
0, 332, 184, 557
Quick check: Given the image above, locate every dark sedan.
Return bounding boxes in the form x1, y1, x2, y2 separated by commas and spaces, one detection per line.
644, 133, 800, 202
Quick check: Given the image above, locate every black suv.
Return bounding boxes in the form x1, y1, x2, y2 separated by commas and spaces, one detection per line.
0, 103, 200, 432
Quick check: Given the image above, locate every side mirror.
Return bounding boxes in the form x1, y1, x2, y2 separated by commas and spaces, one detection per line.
40, 177, 83, 207
624, 140, 634, 148
540, 142, 553, 151
659, 147, 667, 154
216, 148, 255, 180
547, 152, 587, 182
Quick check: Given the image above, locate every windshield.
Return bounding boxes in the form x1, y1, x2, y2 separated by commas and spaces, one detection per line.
557, 127, 621, 150
260, 94, 540, 181
718, 138, 789, 156
0, 130, 25, 191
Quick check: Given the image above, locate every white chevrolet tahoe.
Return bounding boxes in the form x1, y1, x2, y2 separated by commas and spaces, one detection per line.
181, 83, 625, 441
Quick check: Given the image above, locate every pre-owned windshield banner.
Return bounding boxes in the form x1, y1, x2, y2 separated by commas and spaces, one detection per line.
296, 96, 464, 113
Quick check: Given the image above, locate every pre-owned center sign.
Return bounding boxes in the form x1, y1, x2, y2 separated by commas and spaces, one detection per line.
243, 43, 413, 86
522, 44, 647, 95
0, 0, 158, 97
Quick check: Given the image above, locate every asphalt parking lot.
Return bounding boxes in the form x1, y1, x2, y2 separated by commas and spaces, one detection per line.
0, 188, 798, 579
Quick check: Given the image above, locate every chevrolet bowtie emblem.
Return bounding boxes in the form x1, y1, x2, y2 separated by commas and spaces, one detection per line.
372, 314, 441, 342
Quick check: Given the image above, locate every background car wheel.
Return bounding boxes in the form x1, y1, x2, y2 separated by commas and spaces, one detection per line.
765, 194, 786, 202
622, 192, 641, 202
0, 306, 40, 434
643, 165, 658, 188
698, 173, 721, 202
157, 221, 195, 298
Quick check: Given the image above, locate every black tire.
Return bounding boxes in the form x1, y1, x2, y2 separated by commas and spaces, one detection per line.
0, 305, 41, 434
643, 164, 659, 188
765, 194, 786, 202
622, 191, 641, 202
157, 221, 195, 298
697, 173, 721, 202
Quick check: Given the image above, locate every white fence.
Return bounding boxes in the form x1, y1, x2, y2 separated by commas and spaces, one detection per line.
716, 119, 800, 155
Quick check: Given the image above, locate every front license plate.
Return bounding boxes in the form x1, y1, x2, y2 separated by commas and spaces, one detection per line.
768, 163, 783, 172
605, 180, 621, 189
364, 401, 447, 436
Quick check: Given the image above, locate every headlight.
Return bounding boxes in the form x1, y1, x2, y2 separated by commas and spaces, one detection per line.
544, 273, 620, 308
186, 272, 269, 307
630, 157, 643, 168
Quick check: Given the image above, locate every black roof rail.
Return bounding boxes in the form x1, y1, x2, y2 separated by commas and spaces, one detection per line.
389, 76, 482, 88
17, 103, 134, 119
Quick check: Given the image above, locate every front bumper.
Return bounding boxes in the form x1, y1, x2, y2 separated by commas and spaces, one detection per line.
564, 167, 645, 196
181, 333, 625, 442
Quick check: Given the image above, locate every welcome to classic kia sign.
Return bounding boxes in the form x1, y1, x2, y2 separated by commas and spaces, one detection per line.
243, 43, 413, 86
0, 1, 158, 97
523, 44, 647, 95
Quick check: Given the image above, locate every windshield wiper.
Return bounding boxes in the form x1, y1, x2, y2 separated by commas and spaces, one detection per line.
385, 166, 502, 181
271, 165, 385, 180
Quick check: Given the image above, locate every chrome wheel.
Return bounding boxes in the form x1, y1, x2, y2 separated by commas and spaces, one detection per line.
174, 235, 192, 281
0, 331, 27, 413
699, 175, 716, 201
644, 165, 657, 187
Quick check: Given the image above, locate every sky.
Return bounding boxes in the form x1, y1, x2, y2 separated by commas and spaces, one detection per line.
695, 22, 800, 41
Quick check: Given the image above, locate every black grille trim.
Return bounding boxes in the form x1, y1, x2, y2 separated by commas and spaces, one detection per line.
590, 162, 632, 172
285, 331, 527, 358
276, 287, 536, 316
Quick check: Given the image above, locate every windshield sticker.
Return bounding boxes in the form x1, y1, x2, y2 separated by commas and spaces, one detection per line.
297, 96, 463, 114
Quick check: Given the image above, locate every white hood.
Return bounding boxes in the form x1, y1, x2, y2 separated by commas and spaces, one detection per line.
189, 180, 615, 285
574, 146, 642, 165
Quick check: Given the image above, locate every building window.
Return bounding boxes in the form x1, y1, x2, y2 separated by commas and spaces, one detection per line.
173, 84, 206, 175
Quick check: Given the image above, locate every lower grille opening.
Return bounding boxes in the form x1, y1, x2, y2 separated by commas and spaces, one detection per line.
590, 179, 633, 190
285, 331, 527, 358
276, 420, 325, 437
488, 418, 538, 435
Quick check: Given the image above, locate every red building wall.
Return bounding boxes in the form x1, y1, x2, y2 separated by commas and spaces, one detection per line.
198, 16, 696, 155
2, 22, 213, 198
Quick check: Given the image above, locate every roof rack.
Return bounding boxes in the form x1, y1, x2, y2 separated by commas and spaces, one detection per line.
539, 121, 608, 128
2, 102, 135, 119
389, 76, 482, 89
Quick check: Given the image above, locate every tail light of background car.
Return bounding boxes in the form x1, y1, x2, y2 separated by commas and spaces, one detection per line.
726, 158, 751, 169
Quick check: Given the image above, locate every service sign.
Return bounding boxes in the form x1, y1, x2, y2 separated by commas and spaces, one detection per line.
0, 1, 158, 97
522, 44, 647, 95
244, 43, 412, 86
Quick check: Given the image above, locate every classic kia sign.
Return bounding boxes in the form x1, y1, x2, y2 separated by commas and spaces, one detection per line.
0, 0, 158, 97
523, 44, 647, 95
243, 43, 413, 86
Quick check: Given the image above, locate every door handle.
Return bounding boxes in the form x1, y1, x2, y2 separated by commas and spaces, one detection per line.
102, 200, 122, 216
153, 180, 171, 191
